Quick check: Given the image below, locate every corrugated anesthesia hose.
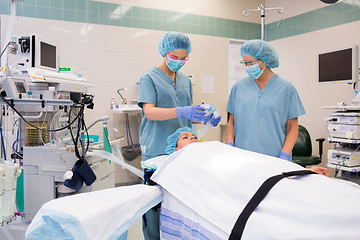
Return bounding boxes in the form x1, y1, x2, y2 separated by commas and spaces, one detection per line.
87, 150, 143, 179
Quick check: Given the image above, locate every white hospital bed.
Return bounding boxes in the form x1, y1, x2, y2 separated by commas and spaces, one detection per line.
152, 141, 360, 240
26, 141, 360, 240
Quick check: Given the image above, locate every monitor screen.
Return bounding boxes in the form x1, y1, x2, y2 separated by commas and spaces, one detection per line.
319, 48, 352, 83
31, 35, 59, 70
14, 80, 27, 93
40, 42, 57, 69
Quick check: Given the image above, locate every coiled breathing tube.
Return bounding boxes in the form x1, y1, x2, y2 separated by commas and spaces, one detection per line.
197, 103, 219, 140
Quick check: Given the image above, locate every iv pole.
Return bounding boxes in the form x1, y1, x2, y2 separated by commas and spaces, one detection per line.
242, 4, 284, 41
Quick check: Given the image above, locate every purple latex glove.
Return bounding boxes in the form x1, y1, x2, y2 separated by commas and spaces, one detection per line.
278, 152, 291, 161
203, 113, 222, 127
226, 142, 234, 146
176, 105, 206, 122
210, 115, 221, 127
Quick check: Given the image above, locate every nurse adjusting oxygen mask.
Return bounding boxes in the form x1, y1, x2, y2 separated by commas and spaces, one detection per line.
197, 103, 220, 140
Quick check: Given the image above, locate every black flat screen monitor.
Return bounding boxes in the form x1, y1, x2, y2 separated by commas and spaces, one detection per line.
40, 42, 57, 69
318, 46, 359, 84
31, 35, 59, 70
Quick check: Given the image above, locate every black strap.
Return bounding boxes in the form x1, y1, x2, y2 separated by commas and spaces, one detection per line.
229, 170, 316, 240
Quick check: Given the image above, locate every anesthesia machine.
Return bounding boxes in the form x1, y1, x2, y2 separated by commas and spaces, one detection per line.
0, 31, 120, 236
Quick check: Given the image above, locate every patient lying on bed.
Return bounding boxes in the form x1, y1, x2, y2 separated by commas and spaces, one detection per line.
150, 127, 360, 240
164, 126, 328, 176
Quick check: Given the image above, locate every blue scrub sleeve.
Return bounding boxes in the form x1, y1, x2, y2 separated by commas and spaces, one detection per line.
138, 74, 157, 108
226, 85, 236, 115
288, 87, 305, 119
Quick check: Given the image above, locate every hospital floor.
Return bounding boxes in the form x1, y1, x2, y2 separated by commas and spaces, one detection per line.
127, 217, 144, 240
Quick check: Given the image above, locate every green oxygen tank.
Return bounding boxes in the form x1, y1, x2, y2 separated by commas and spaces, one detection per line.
16, 169, 24, 212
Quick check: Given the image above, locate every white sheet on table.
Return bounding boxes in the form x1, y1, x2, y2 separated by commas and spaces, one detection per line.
25, 185, 163, 240
152, 141, 360, 240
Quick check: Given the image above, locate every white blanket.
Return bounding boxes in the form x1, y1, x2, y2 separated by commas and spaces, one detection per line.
152, 141, 360, 240
25, 185, 163, 240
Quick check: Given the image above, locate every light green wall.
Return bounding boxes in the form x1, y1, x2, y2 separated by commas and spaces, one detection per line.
1, 1, 359, 41
0, 0, 260, 40
266, 2, 360, 41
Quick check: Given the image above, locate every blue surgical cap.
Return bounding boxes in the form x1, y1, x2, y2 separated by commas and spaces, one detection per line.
240, 40, 279, 68
158, 32, 192, 57
165, 127, 197, 155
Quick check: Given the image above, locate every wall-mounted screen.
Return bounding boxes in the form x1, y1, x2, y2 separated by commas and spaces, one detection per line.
318, 45, 359, 84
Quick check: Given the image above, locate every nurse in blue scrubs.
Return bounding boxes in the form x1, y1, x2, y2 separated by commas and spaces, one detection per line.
226, 40, 305, 161
138, 31, 221, 240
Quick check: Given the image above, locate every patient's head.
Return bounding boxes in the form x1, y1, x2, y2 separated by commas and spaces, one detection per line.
166, 127, 199, 154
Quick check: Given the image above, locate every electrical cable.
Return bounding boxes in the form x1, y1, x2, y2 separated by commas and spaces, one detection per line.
83, 117, 90, 154
37, 103, 49, 145
68, 105, 89, 161
12, 128, 19, 154
0, 41, 12, 58
0, 121, 6, 160
77, 110, 90, 155
0, 93, 81, 132
69, 106, 82, 160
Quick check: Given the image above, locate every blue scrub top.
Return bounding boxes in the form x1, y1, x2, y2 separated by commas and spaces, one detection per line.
226, 74, 305, 157
138, 67, 193, 161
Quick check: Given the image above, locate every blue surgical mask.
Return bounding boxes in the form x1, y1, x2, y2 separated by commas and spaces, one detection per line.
246, 63, 264, 80
166, 58, 186, 72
